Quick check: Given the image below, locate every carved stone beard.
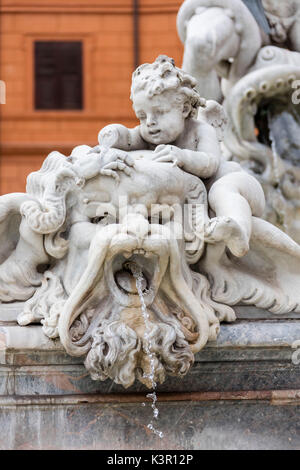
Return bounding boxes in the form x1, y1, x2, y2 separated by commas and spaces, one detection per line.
57, 221, 212, 388
83, 303, 195, 389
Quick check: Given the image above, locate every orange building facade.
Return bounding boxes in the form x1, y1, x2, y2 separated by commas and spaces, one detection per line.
0, 0, 183, 193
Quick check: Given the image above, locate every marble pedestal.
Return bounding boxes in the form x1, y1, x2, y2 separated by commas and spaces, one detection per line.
0, 305, 299, 450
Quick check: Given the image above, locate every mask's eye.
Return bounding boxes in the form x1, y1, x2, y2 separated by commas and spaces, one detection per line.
91, 215, 107, 224
148, 205, 174, 225
91, 213, 118, 225
85, 203, 117, 225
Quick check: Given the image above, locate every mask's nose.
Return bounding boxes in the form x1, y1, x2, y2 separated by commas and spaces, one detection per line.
122, 213, 150, 242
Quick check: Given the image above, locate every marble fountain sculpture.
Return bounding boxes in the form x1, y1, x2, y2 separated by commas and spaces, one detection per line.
177, 0, 300, 242
1, 56, 300, 393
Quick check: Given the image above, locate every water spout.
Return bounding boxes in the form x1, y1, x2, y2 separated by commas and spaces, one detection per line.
127, 261, 164, 439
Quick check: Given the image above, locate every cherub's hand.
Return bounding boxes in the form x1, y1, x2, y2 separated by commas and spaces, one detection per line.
100, 149, 135, 183
88, 125, 121, 154
72, 148, 134, 183
72, 151, 102, 180
153, 145, 185, 167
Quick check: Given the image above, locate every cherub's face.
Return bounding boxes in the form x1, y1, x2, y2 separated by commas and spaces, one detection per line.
133, 90, 190, 145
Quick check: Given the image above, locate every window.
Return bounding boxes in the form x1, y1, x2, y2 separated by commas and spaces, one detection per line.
34, 41, 83, 110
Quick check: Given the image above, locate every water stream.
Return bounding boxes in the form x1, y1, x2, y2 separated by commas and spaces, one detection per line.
268, 112, 280, 187
268, 114, 287, 231
129, 262, 164, 439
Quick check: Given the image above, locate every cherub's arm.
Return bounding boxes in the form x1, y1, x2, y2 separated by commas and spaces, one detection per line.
181, 122, 221, 178
154, 121, 221, 179
98, 124, 145, 151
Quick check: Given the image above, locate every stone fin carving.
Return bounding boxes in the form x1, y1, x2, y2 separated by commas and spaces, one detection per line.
202, 217, 300, 314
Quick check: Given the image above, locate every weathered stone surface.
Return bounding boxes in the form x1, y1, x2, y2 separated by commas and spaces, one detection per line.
0, 359, 299, 397
0, 321, 299, 396
0, 319, 299, 449
234, 305, 300, 320
0, 399, 299, 450
0, 302, 24, 324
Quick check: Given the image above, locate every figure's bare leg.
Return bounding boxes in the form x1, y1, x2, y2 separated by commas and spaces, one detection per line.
205, 205, 251, 258
206, 171, 265, 257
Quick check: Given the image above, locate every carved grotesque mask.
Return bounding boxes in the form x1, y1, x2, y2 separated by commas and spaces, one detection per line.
1, 148, 227, 388
1, 145, 300, 389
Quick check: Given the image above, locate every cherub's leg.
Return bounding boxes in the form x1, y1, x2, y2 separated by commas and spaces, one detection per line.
206, 170, 265, 257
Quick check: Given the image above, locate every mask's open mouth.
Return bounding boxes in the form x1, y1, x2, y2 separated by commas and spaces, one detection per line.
106, 251, 162, 306
115, 260, 148, 295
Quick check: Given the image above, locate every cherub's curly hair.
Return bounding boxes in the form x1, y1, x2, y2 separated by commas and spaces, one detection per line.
130, 55, 203, 118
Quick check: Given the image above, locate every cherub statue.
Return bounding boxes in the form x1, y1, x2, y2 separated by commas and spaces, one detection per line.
1, 56, 300, 389
91, 55, 265, 258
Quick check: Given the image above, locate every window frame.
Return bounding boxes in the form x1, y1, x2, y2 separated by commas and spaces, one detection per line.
34, 40, 84, 111
25, 33, 94, 116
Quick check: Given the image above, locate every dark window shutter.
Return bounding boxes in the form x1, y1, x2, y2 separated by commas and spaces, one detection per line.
35, 41, 83, 110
